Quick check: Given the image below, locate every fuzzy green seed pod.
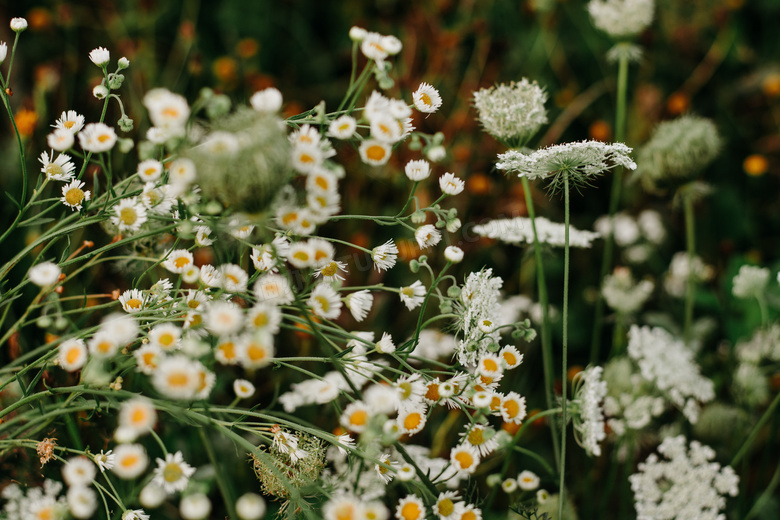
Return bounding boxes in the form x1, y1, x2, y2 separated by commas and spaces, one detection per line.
185, 108, 292, 214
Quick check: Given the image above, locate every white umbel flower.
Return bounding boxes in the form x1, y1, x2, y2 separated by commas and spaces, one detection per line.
630, 435, 738, 520
473, 216, 600, 248
588, 0, 654, 39
732, 265, 770, 299
572, 366, 608, 457
473, 79, 548, 147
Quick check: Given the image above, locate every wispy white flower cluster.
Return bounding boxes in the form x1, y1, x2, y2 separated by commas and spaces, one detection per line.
497, 140, 636, 184
594, 209, 665, 263
473, 216, 600, 248
732, 264, 770, 299
572, 366, 608, 457
664, 252, 714, 298
602, 267, 654, 315
473, 79, 548, 147
454, 269, 504, 366
733, 324, 780, 407
630, 435, 738, 520
627, 325, 714, 423
587, 0, 654, 39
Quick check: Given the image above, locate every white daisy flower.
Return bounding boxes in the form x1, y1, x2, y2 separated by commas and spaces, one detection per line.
60, 180, 90, 211
89, 46, 110, 66
372, 240, 398, 271
238, 332, 274, 369
58, 338, 88, 371
233, 379, 256, 398
118, 289, 146, 313
375, 332, 396, 354
144, 88, 190, 132
287, 241, 315, 269
314, 260, 347, 283
119, 397, 157, 436
345, 290, 373, 322
152, 355, 201, 400
235, 493, 266, 520
167, 157, 197, 187
327, 115, 357, 139
399, 280, 426, 311
253, 274, 295, 305
180, 493, 211, 520
152, 451, 196, 494
78, 122, 117, 153
396, 495, 426, 520
249, 87, 283, 113
359, 139, 392, 166
111, 444, 148, 479
415, 224, 442, 249
62, 456, 97, 487
439, 172, 465, 195
307, 283, 342, 320
205, 302, 244, 337
517, 470, 540, 491
53, 110, 85, 134
67, 486, 97, 519
340, 401, 370, 433
413, 83, 443, 113
93, 450, 115, 473
397, 405, 427, 435
47, 129, 75, 151
88, 330, 120, 358
111, 197, 147, 233
433, 491, 461, 520
219, 264, 249, 293
39, 151, 75, 181
134, 344, 162, 374
449, 444, 481, 475
136, 159, 163, 182
29, 261, 61, 287
245, 302, 282, 333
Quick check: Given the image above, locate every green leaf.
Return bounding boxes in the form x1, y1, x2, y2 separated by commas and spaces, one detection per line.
4, 191, 21, 210
18, 217, 55, 228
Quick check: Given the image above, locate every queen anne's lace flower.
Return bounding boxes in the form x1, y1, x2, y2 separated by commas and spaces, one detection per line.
572, 366, 608, 457
497, 140, 636, 190
602, 267, 654, 315
627, 325, 714, 423
473, 216, 600, 248
473, 79, 548, 147
732, 265, 770, 299
630, 435, 738, 520
587, 0, 654, 39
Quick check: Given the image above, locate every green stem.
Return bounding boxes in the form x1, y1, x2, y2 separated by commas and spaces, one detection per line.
745, 460, 780, 520
683, 193, 696, 344
732, 389, 780, 467
590, 51, 629, 364
521, 176, 560, 468
199, 427, 238, 520
559, 174, 570, 520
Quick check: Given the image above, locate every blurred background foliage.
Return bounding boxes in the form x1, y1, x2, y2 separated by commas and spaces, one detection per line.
1, 0, 779, 517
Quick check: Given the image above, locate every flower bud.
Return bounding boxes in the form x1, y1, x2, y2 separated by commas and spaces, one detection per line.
107, 73, 125, 90
117, 116, 134, 132
117, 57, 130, 70
10, 18, 28, 32
444, 246, 464, 263
93, 84, 109, 99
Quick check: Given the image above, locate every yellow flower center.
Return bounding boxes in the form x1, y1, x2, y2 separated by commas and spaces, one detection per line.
163, 462, 183, 482
400, 502, 421, 520
467, 428, 485, 445
65, 346, 81, 365
131, 408, 147, 424
247, 342, 267, 362
315, 295, 330, 312
420, 92, 432, 106
217, 341, 236, 360
168, 372, 189, 387
454, 450, 474, 469
63, 120, 75, 129
125, 298, 142, 310
64, 188, 85, 206
97, 133, 112, 143
503, 399, 519, 418
253, 313, 269, 327
482, 358, 498, 372
121, 454, 139, 468
366, 145, 386, 161
403, 412, 422, 431
349, 410, 367, 427
437, 498, 454, 517
158, 333, 175, 347
120, 207, 138, 226
321, 262, 338, 277
45, 163, 63, 177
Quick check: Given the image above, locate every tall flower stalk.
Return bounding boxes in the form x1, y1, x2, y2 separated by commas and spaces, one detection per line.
498, 140, 636, 517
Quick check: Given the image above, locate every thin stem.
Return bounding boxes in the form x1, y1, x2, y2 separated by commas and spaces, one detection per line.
521, 176, 560, 468
558, 173, 570, 520
199, 427, 238, 520
745, 460, 780, 520
590, 51, 630, 364
732, 389, 780, 467
683, 193, 696, 344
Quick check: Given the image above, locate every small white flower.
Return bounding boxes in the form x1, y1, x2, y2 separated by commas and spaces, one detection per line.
249, 87, 283, 113
60, 180, 91, 211
415, 224, 442, 249
112, 444, 148, 479
732, 265, 770, 299
0, 42, 7, 65
47, 129, 75, 151
375, 332, 396, 354
67, 486, 97, 519
58, 338, 88, 371
399, 280, 426, 311
62, 456, 97, 487
93, 84, 109, 99
139, 484, 166, 509
90, 46, 112, 67
153, 451, 196, 494
439, 172, 465, 195
10, 18, 28, 32
136, 159, 163, 182
122, 509, 150, 520
111, 198, 148, 233
345, 290, 373, 322
53, 110, 86, 134
235, 493, 266, 520
180, 493, 211, 520
517, 470, 540, 490
404, 159, 431, 181
372, 240, 398, 271
93, 450, 115, 473
359, 139, 391, 166
39, 151, 76, 182
444, 246, 464, 263
327, 115, 357, 139
29, 261, 61, 287
413, 82, 443, 113
233, 379, 256, 398
78, 122, 117, 153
